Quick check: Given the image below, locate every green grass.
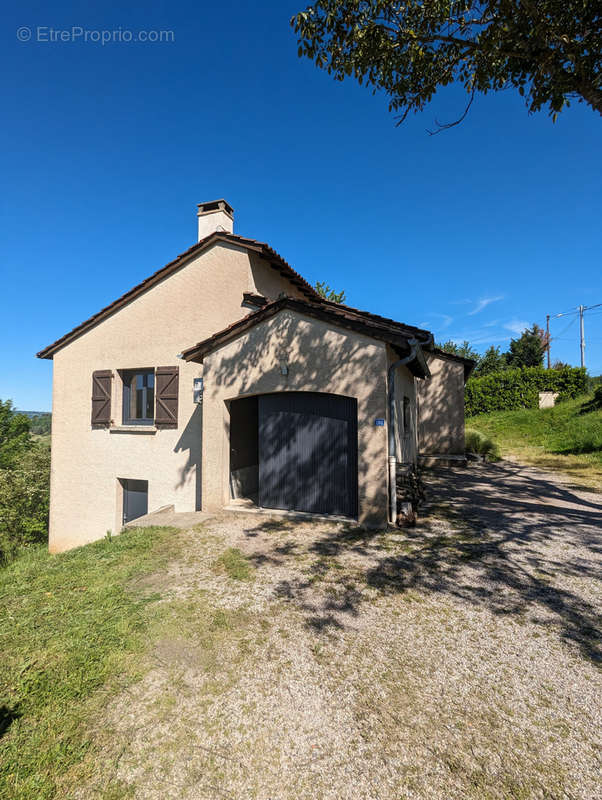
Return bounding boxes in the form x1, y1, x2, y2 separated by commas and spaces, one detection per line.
0, 526, 181, 800
465, 428, 500, 461
213, 547, 254, 581
468, 394, 602, 490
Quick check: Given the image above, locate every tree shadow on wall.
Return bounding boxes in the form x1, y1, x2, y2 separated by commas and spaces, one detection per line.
174, 405, 202, 510
198, 313, 395, 526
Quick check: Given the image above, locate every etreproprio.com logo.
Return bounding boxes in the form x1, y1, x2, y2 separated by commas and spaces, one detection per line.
16, 26, 175, 44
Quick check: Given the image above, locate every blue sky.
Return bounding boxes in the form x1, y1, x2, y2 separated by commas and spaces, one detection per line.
2, 0, 601, 411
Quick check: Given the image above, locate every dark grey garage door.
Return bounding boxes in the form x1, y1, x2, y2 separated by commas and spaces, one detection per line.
258, 393, 357, 517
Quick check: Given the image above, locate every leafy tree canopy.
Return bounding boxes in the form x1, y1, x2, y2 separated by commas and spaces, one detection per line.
437, 339, 480, 361
292, 1, 602, 130
315, 281, 347, 303
506, 324, 547, 368
439, 324, 550, 374
0, 399, 31, 469
473, 345, 507, 377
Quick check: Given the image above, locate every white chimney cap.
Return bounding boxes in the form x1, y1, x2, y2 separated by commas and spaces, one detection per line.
196, 199, 234, 241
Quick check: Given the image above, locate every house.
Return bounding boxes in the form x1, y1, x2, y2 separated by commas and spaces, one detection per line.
38, 200, 473, 553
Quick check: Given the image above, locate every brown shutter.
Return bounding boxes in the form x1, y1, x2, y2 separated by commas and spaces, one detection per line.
91, 370, 112, 426
155, 366, 179, 427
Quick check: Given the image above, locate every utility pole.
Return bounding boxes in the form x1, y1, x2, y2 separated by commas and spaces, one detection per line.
547, 302, 600, 369
579, 305, 585, 368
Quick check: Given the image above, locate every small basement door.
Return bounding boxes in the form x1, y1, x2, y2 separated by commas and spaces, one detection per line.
258, 393, 357, 517
122, 479, 148, 524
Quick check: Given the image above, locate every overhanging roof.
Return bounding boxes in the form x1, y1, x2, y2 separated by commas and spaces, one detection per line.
36, 232, 320, 359
181, 296, 433, 378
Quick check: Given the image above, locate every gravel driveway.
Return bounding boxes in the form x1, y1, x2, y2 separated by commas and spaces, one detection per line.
79, 463, 601, 800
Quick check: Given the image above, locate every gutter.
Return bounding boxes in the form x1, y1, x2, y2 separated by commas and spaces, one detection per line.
387, 338, 422, 524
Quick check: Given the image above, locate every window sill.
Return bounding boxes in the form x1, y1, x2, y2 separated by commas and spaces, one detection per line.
109, 425, 157, 434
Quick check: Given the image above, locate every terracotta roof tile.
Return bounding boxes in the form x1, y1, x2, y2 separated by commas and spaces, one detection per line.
37, 229, 435, 362
181, 296, 433, 378
36, 232, 319, 359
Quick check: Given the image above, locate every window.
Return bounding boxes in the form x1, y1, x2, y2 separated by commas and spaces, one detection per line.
122, 370, 155, 424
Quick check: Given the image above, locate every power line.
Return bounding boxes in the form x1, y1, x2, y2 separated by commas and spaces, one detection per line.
551, 308, 579, 318
552, 315, 577, 339
550, 302, 602, 318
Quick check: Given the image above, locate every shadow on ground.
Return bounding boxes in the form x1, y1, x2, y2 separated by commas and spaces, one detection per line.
243, 462, 602, 663
0, 704, 21, 739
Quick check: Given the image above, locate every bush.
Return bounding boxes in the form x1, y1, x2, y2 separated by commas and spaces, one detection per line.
465, 429, 500, 461
465, 366, 587, 416
0, 442, 50, 565
580, 386, 602, 414
0, 399, 31, 469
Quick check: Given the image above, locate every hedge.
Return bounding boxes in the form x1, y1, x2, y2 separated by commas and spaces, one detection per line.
465, 367, 588, 417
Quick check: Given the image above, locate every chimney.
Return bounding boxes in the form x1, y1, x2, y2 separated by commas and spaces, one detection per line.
197, 199, 234, 241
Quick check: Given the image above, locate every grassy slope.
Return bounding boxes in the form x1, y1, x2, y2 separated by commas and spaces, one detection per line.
468, 394, 602, 490
0, 527, 181, 800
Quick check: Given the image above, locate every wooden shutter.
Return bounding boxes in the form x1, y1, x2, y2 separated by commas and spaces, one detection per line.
155, 366, 179, 427
91, 370, 112, 426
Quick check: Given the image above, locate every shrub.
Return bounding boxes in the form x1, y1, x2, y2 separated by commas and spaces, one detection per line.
465, 429, 500, 461
580, 386, 602, 414
0, 442, 50, 565
465, 366, 587, 416
0, 399, 31, 469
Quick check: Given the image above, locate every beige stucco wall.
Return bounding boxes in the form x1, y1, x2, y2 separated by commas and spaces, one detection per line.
48, 242, 306, 552
200, 310, 391, 528
386, 346, 418, 464
417, 354, 465, 454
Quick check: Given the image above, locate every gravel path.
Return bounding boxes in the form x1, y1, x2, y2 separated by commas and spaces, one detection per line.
80, 463, 601, 800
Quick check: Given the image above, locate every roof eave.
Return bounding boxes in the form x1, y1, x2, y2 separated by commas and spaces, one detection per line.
36, 232, 320, 360
182, 297, 432, 366
431, 348, 476, 381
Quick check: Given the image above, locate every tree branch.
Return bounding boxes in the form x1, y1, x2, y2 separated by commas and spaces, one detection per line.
427, 88, 477, 135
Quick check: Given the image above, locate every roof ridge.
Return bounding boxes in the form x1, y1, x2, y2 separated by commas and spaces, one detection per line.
184, 295, 412, 357
36, 231, 318, 359
314, 297, 432, 340
181, 295, 432, 379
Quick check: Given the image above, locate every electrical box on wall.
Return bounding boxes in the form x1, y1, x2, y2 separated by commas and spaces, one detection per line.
193, 378, 203, 404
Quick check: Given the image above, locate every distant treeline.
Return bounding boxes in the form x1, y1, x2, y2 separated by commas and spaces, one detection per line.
19, 411, 51, 435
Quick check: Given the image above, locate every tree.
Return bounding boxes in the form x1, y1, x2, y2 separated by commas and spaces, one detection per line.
473, 345, 507, 376
437, 339, 479, 361
506, 324, 546, 368
0, 399, 31, 469
315, 281, 347, 303
28, 412, 52, 436
292, 1, 602, 131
